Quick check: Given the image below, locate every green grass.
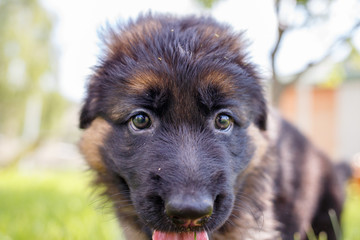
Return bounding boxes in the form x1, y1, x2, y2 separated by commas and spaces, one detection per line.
341, 182, 360, 240
0, 170, 122, 240
0, 170, 359, 240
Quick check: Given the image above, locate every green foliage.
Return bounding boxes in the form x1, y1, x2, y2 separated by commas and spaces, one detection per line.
320, 64, 345, 88
194, 0, 223, 9
0, 170, 122, 240
296, 0, 308, 6
41, 92, 70, 136
0, 0, 69, 138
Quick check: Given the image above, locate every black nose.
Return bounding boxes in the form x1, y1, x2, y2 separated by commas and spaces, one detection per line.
165, 193, 213, 226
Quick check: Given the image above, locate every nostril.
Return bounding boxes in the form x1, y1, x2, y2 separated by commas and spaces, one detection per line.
214, 193, 224, 211
150, 172, 161, 182
170, 216, 187, 226
165, 194, 213, 224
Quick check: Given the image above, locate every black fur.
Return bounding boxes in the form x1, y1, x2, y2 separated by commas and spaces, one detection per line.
79, 14, 347, 240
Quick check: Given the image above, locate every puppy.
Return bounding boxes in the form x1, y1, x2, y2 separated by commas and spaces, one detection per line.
79, 14, 347, 240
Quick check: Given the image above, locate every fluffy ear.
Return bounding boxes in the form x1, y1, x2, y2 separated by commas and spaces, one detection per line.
232, 43, 267, 131
79, 98, 98, 129
254, 103, 267, 131
79, 77, 100, 129
249, 78, 267, 131
242, 72, 268, 131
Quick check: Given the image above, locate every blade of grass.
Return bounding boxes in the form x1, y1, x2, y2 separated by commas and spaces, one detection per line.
328, 209, 342, 240
306, 226, 317, 240
318, 231, 328, 240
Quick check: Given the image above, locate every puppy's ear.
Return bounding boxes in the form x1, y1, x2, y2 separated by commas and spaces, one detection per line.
79, 98, 97, 129
233, 48, 267, 131
253, 103, 267, 131
249, 79, 267, 131
244, 70, 267, 131
242, 70, 268, 131
79, 78, 100, 129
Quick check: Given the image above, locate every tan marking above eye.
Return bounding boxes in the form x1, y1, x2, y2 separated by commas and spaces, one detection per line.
202, 71, 236, 95
127, 71, 165, 93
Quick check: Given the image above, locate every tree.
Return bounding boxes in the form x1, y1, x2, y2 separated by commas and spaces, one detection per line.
270, 0, 360, 105
195, 0, 224, 8
0, 0, 69, 167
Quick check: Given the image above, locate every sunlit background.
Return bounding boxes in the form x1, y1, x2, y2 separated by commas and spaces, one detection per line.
0, 0, 360, 239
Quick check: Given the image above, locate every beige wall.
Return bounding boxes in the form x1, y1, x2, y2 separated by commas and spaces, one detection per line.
279, 82, 360, 161
336, 81, 360, 160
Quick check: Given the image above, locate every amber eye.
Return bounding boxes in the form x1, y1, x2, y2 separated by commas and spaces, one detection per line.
215, 114, 232, 131
130, 113, 151, 130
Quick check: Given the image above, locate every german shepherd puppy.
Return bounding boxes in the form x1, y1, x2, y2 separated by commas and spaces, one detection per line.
79, 14, 347, 240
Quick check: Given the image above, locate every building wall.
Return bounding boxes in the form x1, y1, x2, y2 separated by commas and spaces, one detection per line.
310, 88, 336, 158
279, 82, 360, 161
336, 81, 360, 160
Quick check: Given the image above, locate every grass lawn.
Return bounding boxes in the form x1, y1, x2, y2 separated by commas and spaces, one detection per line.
0, 170, 359, 240
0, 170, 122, 240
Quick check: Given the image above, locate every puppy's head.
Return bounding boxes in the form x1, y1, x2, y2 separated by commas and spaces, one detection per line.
80, 14, 267, 239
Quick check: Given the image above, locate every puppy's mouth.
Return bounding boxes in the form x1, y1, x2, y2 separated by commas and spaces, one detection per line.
152, 230, 209, 240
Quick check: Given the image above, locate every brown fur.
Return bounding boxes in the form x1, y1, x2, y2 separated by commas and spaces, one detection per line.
79, 14, 347, 240
79, 118, 110, 173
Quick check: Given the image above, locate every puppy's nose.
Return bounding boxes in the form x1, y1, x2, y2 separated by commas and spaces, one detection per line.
165, 194, 213, 226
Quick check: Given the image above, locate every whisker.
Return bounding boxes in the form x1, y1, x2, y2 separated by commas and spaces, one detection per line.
232, 193, 265, 231
225, 216, 238, 228
233, 204, 264, 229
111, 199, 133, 204
108, 191, 131, 198
117, 211, 139, 219
113, 203, 135, 209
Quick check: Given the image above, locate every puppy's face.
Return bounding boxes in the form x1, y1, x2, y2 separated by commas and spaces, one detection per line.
80, 15, 266, 238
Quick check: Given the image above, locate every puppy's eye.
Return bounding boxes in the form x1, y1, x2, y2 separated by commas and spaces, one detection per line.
215, 114, 232, 131
130, 113, 151, 130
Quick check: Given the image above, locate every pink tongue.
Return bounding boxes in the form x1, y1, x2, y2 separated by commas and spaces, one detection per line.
152, 231, 209, 240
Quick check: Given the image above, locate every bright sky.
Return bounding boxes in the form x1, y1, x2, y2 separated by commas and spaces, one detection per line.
40, 0, 360, 102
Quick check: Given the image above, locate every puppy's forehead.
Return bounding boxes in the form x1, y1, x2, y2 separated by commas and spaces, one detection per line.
93, 15, 263, 125
103, 15, 247, 104
103, 58, 242, 123
125, 67, 237, 110
101, 64, 237, 124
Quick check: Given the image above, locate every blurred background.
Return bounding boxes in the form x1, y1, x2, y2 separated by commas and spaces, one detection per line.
0, 0, 359, 239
